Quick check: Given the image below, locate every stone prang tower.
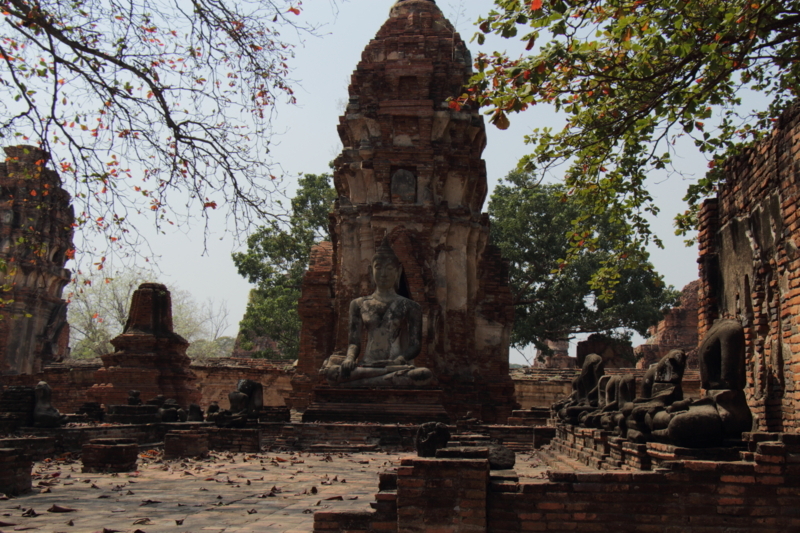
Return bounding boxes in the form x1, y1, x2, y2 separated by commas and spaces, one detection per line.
0, 145, 74, 375
290, 0, 517, 422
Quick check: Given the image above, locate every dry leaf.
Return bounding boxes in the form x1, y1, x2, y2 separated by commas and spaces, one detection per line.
47, 505, 77, 513
132, 518, 151, 525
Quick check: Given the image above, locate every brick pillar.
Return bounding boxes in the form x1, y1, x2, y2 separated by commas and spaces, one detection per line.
697, 198, 720, 341
396, 457, 488, 533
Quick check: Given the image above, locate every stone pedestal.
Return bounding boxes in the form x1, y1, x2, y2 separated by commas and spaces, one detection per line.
207, 428, 261, 453
81, 438, 138, 473
646, 441, 744, 468
164, 430, 209, 460
302, 388, 450, 424
0, 448, 31, 496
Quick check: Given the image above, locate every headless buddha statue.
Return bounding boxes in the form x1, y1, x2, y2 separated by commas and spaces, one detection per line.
320, 238, 434, 388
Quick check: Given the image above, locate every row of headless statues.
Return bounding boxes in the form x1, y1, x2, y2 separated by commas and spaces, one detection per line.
555, 319, 753, 448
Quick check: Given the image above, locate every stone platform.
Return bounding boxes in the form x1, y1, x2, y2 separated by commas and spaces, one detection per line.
542, 421, 759, 472
302, 388, 450, 424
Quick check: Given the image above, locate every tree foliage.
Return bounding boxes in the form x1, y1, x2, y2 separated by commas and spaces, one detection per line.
0, 0, 318, 247
67, 267, 232, 359
489, 172, 681, 353
232, 172, 334, 359
466, 0, 800, 293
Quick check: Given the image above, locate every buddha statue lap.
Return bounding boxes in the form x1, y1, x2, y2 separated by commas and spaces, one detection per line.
555, 353, 605, 424
320, 238, 434, 389
623, 349, 687, 442
658, 319, 752, 447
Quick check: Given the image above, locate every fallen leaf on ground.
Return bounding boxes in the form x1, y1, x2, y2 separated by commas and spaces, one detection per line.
47, 505, 77, 513
325, 496, 343, 501
175, 519, 184, 525
20, 509, 37, 518
246, 509, 257, 515
132, 518, 151, 525
138, 500, 161, 506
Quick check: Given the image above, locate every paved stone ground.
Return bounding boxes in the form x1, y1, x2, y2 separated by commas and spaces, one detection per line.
1, 450, 405, 533
1, 449, 554, 533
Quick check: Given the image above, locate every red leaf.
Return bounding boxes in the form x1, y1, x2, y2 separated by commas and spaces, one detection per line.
531, 0, 543, 11
287, 6, 301, 15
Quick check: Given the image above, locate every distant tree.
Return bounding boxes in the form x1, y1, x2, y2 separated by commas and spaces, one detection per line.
466, 0, 800, 294
67, 267, 231, 359
232, 173, 335, 359
489, 172, 681, 355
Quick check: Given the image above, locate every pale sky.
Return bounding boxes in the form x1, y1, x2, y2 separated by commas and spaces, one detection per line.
78, 1, 702, 365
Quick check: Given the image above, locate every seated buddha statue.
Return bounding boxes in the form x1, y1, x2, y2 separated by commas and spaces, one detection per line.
320, 238, 434, 388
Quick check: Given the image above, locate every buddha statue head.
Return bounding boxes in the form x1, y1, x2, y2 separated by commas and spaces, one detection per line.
371, 237, 403, 292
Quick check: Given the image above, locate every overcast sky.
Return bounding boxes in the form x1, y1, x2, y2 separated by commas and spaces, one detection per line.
88, 1, 702, 365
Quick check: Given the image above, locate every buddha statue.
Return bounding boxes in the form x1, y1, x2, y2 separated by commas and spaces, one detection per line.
320, 238, 434, 388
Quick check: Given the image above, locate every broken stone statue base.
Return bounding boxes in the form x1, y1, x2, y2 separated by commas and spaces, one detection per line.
302, 388, 450, 424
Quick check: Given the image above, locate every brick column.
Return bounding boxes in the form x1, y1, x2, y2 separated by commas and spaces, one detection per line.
396, 457, 488, 533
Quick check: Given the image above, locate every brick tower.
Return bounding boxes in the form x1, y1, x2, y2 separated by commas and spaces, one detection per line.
290, 0, 517, 422
0, 146, 73, 375
88, 283, 200, 407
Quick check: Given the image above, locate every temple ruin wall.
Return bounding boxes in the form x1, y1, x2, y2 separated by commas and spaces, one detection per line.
698, 103, 800, 432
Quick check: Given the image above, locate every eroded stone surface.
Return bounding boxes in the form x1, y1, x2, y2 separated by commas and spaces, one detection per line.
0, 146, 73, 375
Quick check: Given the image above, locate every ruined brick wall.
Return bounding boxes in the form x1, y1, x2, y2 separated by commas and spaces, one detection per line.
697, 103, 800, 432
576, 334, 635, 369
0, 357, 292, 414
488, 457, 800, 532
0, 361, 99, 415
190, 358, 293, 409
634, 279, 700, 369
292, 0, 516, 422
0, 146, 73, 375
